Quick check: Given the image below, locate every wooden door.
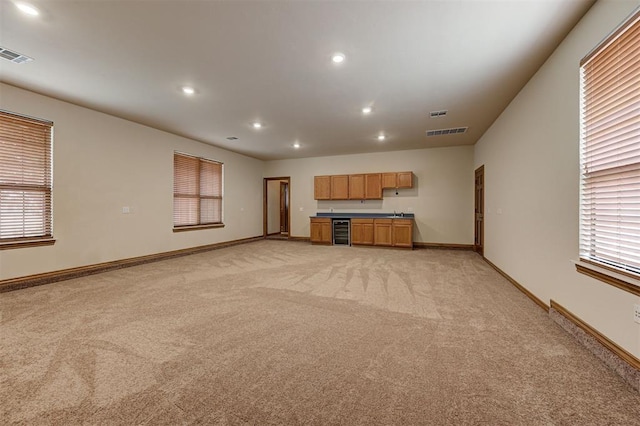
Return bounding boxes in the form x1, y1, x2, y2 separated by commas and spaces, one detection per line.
475, 166, 484, 256
280, 181, 288, 233
374, 219, 393, 246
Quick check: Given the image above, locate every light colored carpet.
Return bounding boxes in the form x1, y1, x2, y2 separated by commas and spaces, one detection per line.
1, 240, 640, 425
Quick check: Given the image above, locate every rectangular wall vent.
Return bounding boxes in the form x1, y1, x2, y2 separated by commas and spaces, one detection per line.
426, 127, 468, 137
429, 110, 448, 118
0, 47, 33, 64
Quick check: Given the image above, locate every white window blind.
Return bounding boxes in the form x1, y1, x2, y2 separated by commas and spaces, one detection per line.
579, 9, 640, 277
173, 152, 223, 227
0, 111, 53, 242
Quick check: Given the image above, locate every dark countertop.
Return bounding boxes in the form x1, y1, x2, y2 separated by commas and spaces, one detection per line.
310, 212, 415, 219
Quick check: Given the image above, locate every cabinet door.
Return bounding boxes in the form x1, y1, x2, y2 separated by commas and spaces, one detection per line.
365, 173, 382, 199
381, 173, 397, 189
351, 219, 374, 245
392, 219, 413, 248
310, 218, 332, 244
374, 219, 393, 246
397, 172, 413, 188
314, 176, 331, 200
331, 175, 349, 199
349, 174, 365, 200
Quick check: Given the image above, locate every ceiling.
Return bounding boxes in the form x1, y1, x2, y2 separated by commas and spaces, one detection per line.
1, 0, 595, 161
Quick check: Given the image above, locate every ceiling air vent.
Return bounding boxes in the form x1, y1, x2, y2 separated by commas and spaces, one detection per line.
426, 127, 468, 137
226, 136, 238, 140
429, 110, 448, 118
0, 47, 33, 64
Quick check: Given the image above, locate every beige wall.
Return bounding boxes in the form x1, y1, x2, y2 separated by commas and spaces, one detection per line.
474, 0, 640, 358
264, 146, 474, 244
0, 84, 264, 281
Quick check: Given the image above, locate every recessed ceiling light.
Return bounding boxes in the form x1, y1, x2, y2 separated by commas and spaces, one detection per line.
377, 134, 386, 141
253, 122, 262, 129
293, 142, 301, 149
362, 107, 372, 114
181, 86, 195, 95
15, 2, 39, 16
331, 53, 345, 64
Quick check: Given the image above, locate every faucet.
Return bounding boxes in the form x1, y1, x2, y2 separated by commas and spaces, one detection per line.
393, 210, 396, 217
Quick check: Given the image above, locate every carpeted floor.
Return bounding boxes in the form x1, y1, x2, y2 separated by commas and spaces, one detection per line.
2, 240, 640, 425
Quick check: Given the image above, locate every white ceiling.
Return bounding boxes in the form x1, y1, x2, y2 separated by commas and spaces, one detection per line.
1, 0, 595, 161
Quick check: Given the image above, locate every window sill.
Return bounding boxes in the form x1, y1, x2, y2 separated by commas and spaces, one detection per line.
173, 223, 225, 233
573, 259, 640, 297
0, 238, 56, 250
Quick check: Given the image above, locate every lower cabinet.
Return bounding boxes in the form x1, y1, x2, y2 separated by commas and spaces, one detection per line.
310, 217, 413, 248
351, 218, 374, 245
392, 219, 413, 248
373, 219, 393, 246
310, 218, 332, 244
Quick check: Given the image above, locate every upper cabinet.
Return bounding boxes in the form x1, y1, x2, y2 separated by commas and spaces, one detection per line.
314, 171, 406, 200
349, 174, 365, 200
330, 175, 349, 200
382, 171, 413, 189
314, 175, 331, 200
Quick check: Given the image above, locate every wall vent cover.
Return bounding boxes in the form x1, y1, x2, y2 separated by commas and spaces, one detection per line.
0, 47, 33, 64
429, 110, 448, 118
426, 127, 468, 137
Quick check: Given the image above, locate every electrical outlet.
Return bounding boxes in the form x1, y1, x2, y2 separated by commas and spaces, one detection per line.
634, 304, 640, 324
122, 206, 130, 214
299, 207, 304, 212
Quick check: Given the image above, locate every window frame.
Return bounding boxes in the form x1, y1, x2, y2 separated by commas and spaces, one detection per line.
173, 152, 224, 232
0, 110, 55, 250
577, 8, 640, 294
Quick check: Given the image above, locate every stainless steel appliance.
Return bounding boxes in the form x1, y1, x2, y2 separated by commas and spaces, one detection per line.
332, 219, 350, 245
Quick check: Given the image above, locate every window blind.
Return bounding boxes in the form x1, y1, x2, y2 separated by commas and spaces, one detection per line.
173, 152, 222, 227
579, 9, 640, 277
0, 111, 53, 242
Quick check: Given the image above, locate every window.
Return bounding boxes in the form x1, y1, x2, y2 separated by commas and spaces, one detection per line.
0, 110, 54, 248
579, 9, 640, 280
173, 152, 223, 230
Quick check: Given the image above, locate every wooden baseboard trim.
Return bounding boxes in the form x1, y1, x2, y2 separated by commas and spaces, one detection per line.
288, 236, 311, 242
482, 257, 549, 312
551, 300, 640, 370
413, 242, 474, 250
0, 235, 264, 293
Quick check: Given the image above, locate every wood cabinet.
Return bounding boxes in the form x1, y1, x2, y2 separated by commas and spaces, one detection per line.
314, 176, 331, 200
365, 173, 382, 199
351, 218, 374, 245
382, 172, 413, 189
392, 219, 413, 248
349, 173, 382, 200
310, 218, 332, 244
349, 174, 365, 200
373, 219, 393, 246
314, 171, 409, 200
330, 175, 349, 200
397, 172, 413, 188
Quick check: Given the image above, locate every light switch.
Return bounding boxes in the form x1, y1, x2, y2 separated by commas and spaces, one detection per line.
122, 206, 130, 214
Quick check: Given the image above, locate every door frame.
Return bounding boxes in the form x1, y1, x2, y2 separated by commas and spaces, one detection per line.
263, 176, 291, 238
474, 165, 484, 256
279, 181, 289, 233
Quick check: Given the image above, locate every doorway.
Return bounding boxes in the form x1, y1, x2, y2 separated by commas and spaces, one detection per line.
264, 177, 291, 239
474, 165, 484, 256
